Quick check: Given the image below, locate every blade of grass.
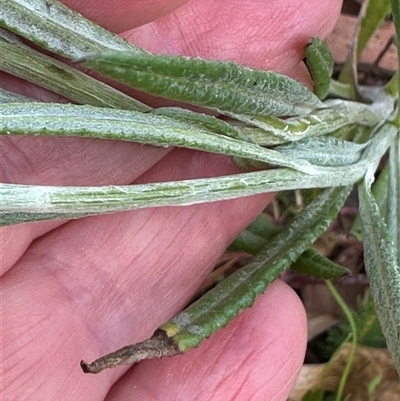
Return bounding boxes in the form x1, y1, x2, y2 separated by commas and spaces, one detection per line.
325, 280, 358, 401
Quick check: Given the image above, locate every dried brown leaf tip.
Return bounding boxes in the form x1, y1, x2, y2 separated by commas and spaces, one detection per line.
80, 330, 180, 374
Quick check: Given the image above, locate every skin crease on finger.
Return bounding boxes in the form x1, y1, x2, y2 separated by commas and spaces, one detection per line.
1, 0, 343, 400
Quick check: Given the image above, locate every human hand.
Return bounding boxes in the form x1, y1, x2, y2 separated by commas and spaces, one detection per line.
1, 1, 342, 400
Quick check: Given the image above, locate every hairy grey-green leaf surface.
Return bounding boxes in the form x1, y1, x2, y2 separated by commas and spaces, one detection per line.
275, 137, 367, 166
0, 30, 149, 111
304, 37, 334, 99
81, 51, 322, 117
1, 122, 396, 226
0, 88, 32, 103
359, 173, 400, 375
0, 102, 319, 174
387, 136, 400, 265
162, 186, 352, 351
228, 99, 387, 143
0, 0, 143, 59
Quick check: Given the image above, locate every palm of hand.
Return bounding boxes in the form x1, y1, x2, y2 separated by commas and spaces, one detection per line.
1, 0, 341, 399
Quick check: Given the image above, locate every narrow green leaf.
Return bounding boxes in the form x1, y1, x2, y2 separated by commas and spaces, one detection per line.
385, 71, 399, 98
325, 280, 358, 401
81, 186, 352, 373
231, 226, 349, 280
229, 213, 280, 253
228, 229, 268, 254
244, 212, 280, 238
291, 250, 349, 279
0, 29, 150, 111
0, 102, 321, 174
275, 137, 367, 167
351, 163, 390, 241
0, 0, 143, 59
151, 107, 254, 144
81, 51, 322, 117
304, 37, 334, 100
2, 122, 395, 226
0, 170, 342, 226
359, 172, 400, 374
160, 186, 352, 351
227, 98, 387, 143
359, 0, 392, 56
387, 136, 400, 264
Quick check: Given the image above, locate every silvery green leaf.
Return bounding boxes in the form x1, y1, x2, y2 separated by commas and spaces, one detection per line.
387, 136, 400, 264
151, 107, 254, 143
351, 163, 389, 241
151, 107, 260, 170
1, 122, 396, 226
227, 98, 388, 143
0, 166, 371, 226
81, 51, 322, 117
0, 88, 33, 103
275, 137, 368, 166
0, 102, 319, 174
0, 0, 143, 59
359, 172, 400, 374
0, 29, 150, 111
160, 186, 352, 352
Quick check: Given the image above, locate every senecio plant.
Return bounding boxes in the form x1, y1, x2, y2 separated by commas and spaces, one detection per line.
1, 0, 399, 376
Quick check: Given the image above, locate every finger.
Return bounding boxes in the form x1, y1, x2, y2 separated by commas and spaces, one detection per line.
106, 280, 307, 401
124, 0, 342, 70
61, 0, 190, 33
2, 150, 273, 401
1, 222, 61, 273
